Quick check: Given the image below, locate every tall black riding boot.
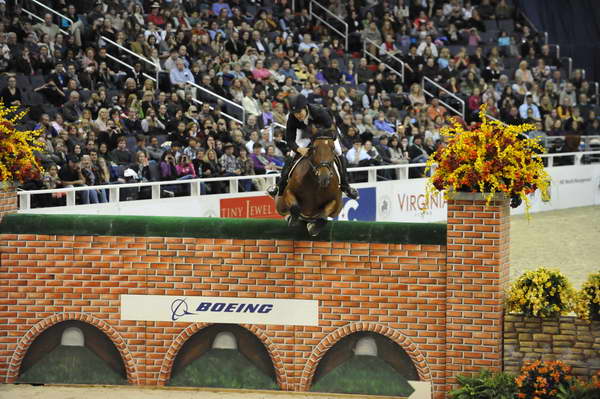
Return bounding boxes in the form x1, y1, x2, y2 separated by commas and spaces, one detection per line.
336, 155, 359, 200
267, 156, 293, 198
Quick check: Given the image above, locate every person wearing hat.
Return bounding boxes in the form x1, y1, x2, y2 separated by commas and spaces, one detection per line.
267, 94, 359, 200
147, 2, 166, 27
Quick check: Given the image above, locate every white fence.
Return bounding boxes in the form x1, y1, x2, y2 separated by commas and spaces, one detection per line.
17, 151, 600, 214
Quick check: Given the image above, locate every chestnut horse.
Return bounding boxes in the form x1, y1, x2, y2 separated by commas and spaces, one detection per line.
275, 135, 343, 236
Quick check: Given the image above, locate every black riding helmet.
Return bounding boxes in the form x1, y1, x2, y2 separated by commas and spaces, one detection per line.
289, 93, 308, 114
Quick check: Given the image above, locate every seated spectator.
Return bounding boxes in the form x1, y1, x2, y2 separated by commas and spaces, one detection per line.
346, 139, 369, 167
374, 111, 395, 135
110, 137, 133, 166
80, 154, 107, 203
242, 88, 262, 118
408, 83, 427, 106
176, 154, 196, 178
41, 164, 66, 206
141, 107, 166, 135
251, 59, 271, 81
265, 145, 284, 170
250, 143, 276, 174
170, 58, 195, 98
0, 76, 22, 106
59, 154, 90, 205
298, 34, 319, 53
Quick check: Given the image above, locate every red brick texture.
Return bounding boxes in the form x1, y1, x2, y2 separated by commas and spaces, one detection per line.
445, 193, 510, 386
0, 186, 17, 223
0, 194, 510, 398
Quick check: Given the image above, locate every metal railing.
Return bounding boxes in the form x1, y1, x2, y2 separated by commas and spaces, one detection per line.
549, 43, 560, 58
309, 0, 348, 50
100, 36, 246, 123
561, 57, 573, 79
16, 150, 600, 210
422, 76, 466, 118
22, 9, 70, 36
186, 80, 245, 124
362, 38, 405, 83
100, 36, 160, 78
28, 0, 73, 25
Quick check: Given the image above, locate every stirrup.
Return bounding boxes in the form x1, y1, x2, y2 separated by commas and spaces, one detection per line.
267, 185, 278, 198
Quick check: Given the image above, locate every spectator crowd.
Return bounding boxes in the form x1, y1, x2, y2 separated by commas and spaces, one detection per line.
2, 0, 599, 207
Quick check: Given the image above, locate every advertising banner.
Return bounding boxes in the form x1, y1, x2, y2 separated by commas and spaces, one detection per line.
121, 295, 319, 326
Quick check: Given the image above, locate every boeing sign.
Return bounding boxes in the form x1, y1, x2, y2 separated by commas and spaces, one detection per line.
121, 295, 318, 326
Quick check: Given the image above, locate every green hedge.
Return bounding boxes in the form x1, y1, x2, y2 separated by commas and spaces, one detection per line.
0, 214, 447, 245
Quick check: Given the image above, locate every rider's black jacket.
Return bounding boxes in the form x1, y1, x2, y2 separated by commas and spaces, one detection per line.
285, 104, 333, 152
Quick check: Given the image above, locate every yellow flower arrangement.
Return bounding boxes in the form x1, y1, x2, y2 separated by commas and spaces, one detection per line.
573, 272, 600, 321
0, 102, 44, 185
507, 267, 576, 317
425, 104, 550, 212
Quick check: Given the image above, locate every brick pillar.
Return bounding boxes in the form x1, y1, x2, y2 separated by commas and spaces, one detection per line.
445, 192, 510, 389
0, 183, 17, 223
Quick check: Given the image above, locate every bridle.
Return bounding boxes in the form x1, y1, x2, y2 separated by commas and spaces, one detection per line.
307, 136, 336, 179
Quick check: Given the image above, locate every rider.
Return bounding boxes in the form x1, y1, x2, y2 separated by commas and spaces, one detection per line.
267, 94, 359, 200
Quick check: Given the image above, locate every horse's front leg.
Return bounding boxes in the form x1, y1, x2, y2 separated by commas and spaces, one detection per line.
307, 198, 341, 237
322, 197, 343, 219
277, 189, 302, 226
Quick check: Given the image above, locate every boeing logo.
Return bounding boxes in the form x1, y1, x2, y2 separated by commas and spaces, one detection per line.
170, 298, 273, 321
170, 298, 194, 321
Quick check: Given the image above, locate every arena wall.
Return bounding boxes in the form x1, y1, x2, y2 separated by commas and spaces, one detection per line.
0, 189, 512, 398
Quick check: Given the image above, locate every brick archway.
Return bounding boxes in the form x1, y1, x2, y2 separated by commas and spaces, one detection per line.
158, 323, 287, 389
298, 322, 432, 391
5, 313, 139, 384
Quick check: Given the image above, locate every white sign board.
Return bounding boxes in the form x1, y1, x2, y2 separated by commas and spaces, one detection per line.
120, 295, 319, 326
24, 165, 600, 224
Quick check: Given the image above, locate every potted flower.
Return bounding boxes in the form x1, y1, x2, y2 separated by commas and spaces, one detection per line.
425, 105, 550, 212
506, 267, 576, 318
0, 102, 44, 187
515, 360, 572, 399
574, 272, 600, 321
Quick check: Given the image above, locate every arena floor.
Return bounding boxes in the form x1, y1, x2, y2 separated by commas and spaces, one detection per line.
510, 205, 600, 289
1, 206, 599, 399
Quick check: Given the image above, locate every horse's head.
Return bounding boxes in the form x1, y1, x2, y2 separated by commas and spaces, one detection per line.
308, 128, 337, 188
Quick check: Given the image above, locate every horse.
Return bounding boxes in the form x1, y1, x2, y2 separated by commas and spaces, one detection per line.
275, 133, 343, 236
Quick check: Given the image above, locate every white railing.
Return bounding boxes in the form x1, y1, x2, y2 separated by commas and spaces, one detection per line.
28, 0, 73, 25
101, 36, 246, 123
22, 9, 70, 36
422, 76, 466, 118
362, 38, 405, 83
309, 0, 348, 50
17, 163, 424, 210
186, 80, 245, 124
100, 36, 160, 79
16, 150, 600, 210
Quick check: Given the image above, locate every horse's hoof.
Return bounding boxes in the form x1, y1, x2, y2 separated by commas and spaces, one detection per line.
307, 223, 320, 236
307, 220, 327, 236
287, 215, 301, 227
